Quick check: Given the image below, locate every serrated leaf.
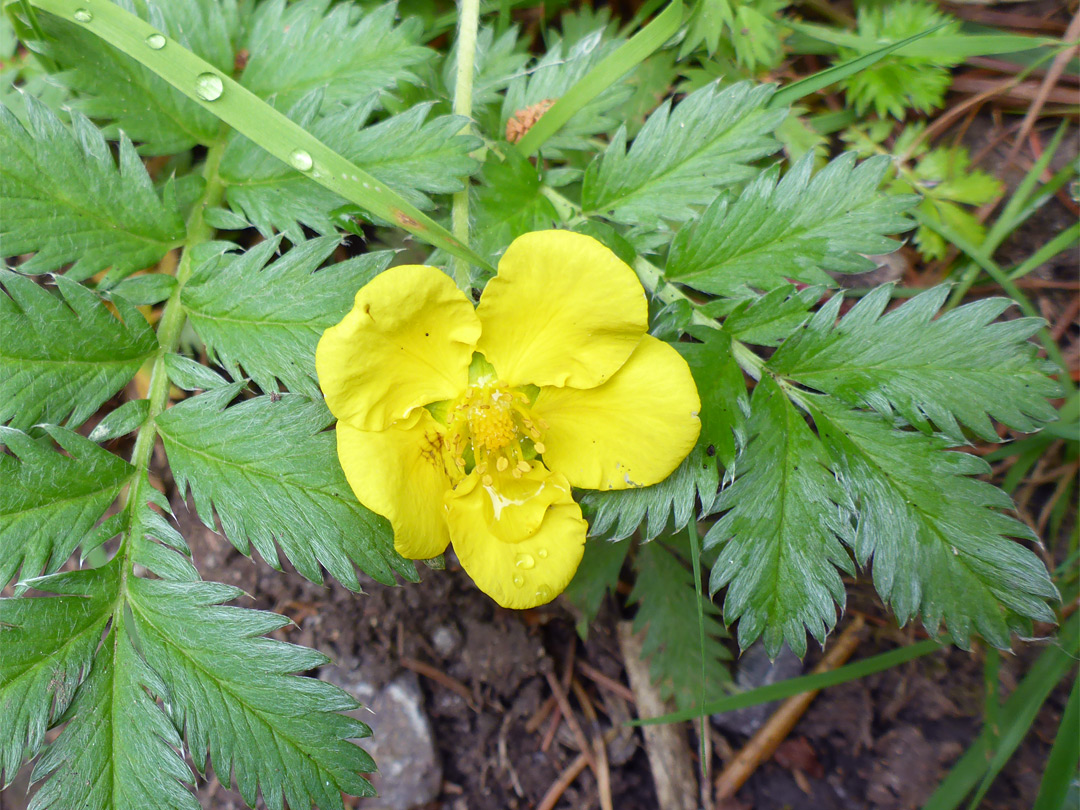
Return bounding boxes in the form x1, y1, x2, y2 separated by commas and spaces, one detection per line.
665, 152, 917, 295
126, 577, 376, 810
156, 389, 414, 588
767, 285, 1061, 442
241, 0, 430, 114
677, 330, 747, 470
809, 397, 1058, 648
581, 445, 720, 543
182, 238, 392, 395
705, 377, 854, 658
221, 97, 480, 239
501, 27, 635, 154
106, 274, 178, 306
30, 0, 236, 154
0, 564, 118, 786
471, 149, 560, 260
718, 284, 826, 346
630, 537, 731, 710
28, 618, 198, 810
0, 270, 157, 430
0, 99, 184, 277
88, 399, 150, 442
581, 81, 784, 226
0, 426, 132, 589
163, 352, 230, 391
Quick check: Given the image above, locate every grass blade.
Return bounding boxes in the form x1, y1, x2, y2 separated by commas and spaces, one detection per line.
924, 614, 1078, 810
769, 22, 951, 110
634, 637, 943, 726
26, 0, 495, 272
1032, 674, 1080, 810
514, 0, 682, 156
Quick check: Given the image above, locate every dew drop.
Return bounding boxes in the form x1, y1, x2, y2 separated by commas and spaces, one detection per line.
535, 585, 552, 602
512, 573, 525, 588
288, 148, 313, 172
537, 548, 548, 559
514, 553, 535, 570
194, 72, 223, 101
145, 33, 167, 50
73, 8, 93, 22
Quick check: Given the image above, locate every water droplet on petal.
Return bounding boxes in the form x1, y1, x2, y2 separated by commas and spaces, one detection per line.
145, 33, 167, 49
535, 585, 552, 602
194, 72, 223, 101
288, 148, 313, 171
514, 553, 535, 570
537, 548, 548, 559
73, 8, 92, 22
512, 573, 525, 587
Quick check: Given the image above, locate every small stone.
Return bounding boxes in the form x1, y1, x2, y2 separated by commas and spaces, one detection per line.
361, 672, 442, 810
431, 625, 461, 658
712, 641, 803, 736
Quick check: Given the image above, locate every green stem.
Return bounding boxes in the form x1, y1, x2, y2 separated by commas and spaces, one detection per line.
117, 140, 226, 591
451, 0, 481, 290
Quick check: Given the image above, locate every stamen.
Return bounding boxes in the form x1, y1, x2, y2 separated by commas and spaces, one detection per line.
534, 442, 546, 454
516, 460, 531, 473
496, 457, 509, 472
482, 474, 493, 486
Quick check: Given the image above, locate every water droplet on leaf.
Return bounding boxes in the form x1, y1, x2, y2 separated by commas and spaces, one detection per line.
512, 573, 525, 587
145, 33, 166, 49
535, 585, 552, 601
515, 553, 535, 570
194, 72, 223, 101
289, 149, 313, 171
537, 548, 548, 559
73, 8, 92, 22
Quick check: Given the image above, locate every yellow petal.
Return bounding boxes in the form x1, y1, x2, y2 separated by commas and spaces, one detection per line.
533, 335, 701, 490
476, 230, 647, 389
317, 264, 480, 431
446, 468, 586, 609
336, 410, 452, 560
447, 464, 573, 544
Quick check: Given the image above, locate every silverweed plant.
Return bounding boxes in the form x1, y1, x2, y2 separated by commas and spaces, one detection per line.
0, 1, 1067, 808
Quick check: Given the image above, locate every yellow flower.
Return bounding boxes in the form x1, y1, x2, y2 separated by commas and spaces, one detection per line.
316, 230, 701, 609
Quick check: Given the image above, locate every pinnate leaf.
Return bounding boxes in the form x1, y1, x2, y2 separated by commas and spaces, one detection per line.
0, 270, 157, 430
125, 576, 377, 810
221, 96, 480, 239
666, 152, 917, 295
0, 564, 118, 788
0, 426, 132, 589
809, 397, 1058, 648
705, 377, 854, 658
581, 81, 784, 225
156, 387, 414, 588
582, 445, 719, 543
0, 98, 184, 277
768, 285, 1061, 442
181, 237, 392, 395
241, 0, 430, 113
30, 0, 235, 154
629, 537, 731, 709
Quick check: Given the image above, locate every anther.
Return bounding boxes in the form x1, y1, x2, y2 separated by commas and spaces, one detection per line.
482, 474, 493, 486
516, 460, 530, 473
496, 457, 509, 472
534, 442, 546, 454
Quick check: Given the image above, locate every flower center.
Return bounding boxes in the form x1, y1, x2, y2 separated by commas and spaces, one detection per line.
446, 381, 547, 485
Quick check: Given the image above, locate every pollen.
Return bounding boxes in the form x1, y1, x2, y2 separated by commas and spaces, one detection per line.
445, 379, 547, 482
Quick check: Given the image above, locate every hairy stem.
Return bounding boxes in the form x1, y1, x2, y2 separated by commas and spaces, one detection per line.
450, 0, 481, 290
118, 140, 226, 586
